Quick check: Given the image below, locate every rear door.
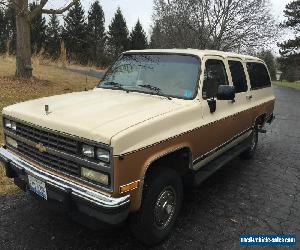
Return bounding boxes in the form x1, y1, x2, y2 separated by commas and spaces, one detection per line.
245, 61, 275, 119
227, 58, 254, 132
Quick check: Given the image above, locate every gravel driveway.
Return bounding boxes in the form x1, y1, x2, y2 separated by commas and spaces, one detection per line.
0, 86, 299, 249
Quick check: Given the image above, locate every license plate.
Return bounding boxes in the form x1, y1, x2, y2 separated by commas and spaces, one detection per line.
28, 175, 48, 200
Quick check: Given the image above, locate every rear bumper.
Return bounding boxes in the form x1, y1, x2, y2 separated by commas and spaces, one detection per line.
0, 147, 130, 225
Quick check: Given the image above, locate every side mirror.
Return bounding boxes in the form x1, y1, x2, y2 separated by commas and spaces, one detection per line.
217, 85, 236, 101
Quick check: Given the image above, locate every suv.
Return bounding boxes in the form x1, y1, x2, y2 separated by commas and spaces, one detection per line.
0, 49, 275, 245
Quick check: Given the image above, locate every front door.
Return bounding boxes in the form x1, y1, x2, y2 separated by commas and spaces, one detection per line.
193, 56, 248, 169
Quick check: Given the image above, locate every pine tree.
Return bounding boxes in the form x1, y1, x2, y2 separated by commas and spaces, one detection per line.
63, 1, 88, 64
87, 0, 106, 66
107, 8, 129, 59
150, 21, 163, 49
130, 20, 148, 50
30, 1, 46, 55
45, 14, 61, 59
278, 0, 300, 82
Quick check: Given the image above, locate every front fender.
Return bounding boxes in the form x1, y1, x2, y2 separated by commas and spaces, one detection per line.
113, 142, 192, 211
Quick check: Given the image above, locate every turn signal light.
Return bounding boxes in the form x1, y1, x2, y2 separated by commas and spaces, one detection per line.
120, 180, 140, 194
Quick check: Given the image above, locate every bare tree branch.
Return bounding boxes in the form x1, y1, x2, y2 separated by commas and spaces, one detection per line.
151, 0, 279, 53
30, 0, 48, 20
42, 0, 79, 15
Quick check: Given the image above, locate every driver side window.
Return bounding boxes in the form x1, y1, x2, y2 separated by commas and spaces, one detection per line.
202, 59, 228, 99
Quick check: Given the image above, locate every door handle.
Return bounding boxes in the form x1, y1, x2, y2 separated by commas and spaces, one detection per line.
246, 95, 253, 100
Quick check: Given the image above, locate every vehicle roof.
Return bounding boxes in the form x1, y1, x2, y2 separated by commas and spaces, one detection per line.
126, 49, 263, 62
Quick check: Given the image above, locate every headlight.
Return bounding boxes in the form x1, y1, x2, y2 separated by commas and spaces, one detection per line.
11, 121, 17, 130
82, 144, 110, 163
4, 119, 11, 128
6, 136, 18, 148
4, 119, 16, 131
82, 145, 95, 158
96, 148, 110, 163
81, 167, 109, 185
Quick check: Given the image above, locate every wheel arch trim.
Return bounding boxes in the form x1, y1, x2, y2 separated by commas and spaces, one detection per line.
141, 145, 193, 183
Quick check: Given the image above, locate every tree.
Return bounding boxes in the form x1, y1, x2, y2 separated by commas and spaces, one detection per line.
3, 4, 16, 55
152, 0, 277, 53
278, 0, 300, 82
44, 14, 61, 59
130, 20, 148, 50
30, 1, 46, 55
257, 50, 277, 80
1, 0, 79, 78
107, 8, 129, 59
150, 21, 163, 49
0, 6, 6, 53
87, 0, 106, 66
63, 0, 88, 64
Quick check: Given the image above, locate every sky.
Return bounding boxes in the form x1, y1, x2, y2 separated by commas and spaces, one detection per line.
48, 0, 292, 30
46, 0, 293, 52
271, 0, 292, 21
45, 0, 154, 34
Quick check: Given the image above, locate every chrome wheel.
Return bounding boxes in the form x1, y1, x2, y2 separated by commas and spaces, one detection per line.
154, 187, 176, 230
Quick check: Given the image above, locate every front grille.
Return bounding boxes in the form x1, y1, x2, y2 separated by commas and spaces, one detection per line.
17, 141, 80, 176
4, 120, 111, 189
16, 122, 78, 155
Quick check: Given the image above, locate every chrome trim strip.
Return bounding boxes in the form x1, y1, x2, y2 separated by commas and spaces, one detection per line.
0, 147, 130, 209
193, 127, 252, 164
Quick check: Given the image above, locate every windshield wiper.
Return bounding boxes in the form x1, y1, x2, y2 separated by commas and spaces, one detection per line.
102, 81, 129, 92
138, 84, 161, 92
138, 84, 172, 100
103, 81, 123, 88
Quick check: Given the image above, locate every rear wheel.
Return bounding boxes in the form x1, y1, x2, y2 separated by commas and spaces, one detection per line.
240, 126, 258, 159
129, 168, 183, 246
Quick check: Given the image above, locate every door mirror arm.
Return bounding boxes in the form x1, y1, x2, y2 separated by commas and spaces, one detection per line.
207, 98, 216, 113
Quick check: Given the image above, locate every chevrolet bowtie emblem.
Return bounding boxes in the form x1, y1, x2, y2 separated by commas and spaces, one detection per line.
36, 143, 47, 153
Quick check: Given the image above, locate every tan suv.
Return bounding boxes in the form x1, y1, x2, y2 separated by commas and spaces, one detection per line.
0, 49, 275, 245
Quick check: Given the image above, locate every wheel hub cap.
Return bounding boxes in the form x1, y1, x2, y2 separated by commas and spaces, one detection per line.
154, 187, 176, 229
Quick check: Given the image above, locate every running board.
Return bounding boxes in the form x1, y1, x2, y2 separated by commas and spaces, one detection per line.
193, 138, 251, 186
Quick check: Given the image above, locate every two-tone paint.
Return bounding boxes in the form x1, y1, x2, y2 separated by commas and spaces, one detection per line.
1, 49, 275, 212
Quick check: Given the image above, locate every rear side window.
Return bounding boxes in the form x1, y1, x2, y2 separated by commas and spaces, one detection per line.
202, 59, 228, 99
228, 60, 248, 93
247, 62, 271, 89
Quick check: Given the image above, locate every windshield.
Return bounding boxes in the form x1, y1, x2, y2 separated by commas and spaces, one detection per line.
98, 54, 201, 99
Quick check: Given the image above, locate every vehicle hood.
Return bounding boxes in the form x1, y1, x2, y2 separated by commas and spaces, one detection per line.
3, 88, 184, 145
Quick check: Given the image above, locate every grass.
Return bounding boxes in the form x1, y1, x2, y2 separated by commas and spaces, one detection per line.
0, 56, 100, 196
273, 80, 300, 91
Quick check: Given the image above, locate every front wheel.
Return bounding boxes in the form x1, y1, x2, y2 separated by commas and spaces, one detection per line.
129, 168, 183, 246
240, 127, 258, 159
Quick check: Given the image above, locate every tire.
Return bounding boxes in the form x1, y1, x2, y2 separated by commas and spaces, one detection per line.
129, 167, 183, 246
240, 126, 258, 159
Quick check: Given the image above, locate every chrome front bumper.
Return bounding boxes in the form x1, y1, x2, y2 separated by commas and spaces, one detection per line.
0, 147, 130, 224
